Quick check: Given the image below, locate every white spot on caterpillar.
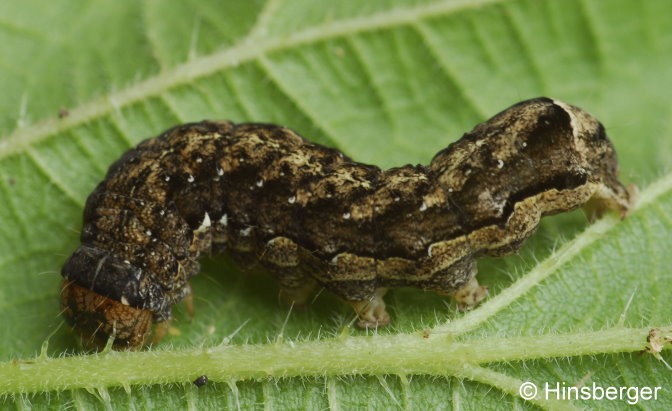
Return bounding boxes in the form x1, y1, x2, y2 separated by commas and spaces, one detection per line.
342, 212, 351, 220
288, 196, 296, 204
159, 210, 165, 216
219, 214, 228, 226
522, 142, 528, 148
239, 158, 245, 163
187, 174, 195, 183
124, 260, 131, 265
165, 176, 171, 182
394, 197, 400, 202
465, 168, 472, 176
145, 229, 152, 236
256, 179, 264, 187
196, 157, 203, 163
217, 167, 224, 176
200, 212, 212, 228
419, 202, 427, 211
120, 296, 130, 306
240, 227, 253, 237
497, 159, 504, 169
448, 188, 454, 193
428, 243, 436, 257
330, 255, 339, 264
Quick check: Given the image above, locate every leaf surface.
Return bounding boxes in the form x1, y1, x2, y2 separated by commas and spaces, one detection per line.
1, 0, 671, 409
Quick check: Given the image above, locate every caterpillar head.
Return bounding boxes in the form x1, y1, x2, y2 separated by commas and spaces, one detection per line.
60, 245, 159, 350
60, 280, 152, 350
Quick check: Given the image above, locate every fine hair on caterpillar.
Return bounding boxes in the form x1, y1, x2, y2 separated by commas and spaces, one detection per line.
60, 97, 636, 350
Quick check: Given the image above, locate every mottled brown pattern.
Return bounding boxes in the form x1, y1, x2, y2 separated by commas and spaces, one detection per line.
61, 97, 634, 349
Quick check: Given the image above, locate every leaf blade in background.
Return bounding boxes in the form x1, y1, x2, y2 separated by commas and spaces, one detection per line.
1, 0, 671, 409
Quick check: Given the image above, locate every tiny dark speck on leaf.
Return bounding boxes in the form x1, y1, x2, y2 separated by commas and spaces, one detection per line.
58, 108, 70, 118
193, 375, 208, 387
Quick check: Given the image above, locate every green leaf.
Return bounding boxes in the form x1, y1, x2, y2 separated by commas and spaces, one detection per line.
1, 0, 671, 409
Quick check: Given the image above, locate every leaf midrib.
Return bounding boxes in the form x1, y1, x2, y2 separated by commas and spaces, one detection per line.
0, 325, 661, 410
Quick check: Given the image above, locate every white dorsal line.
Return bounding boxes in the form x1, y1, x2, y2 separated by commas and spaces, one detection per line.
0, 0, 501, 161
552, 98, 580, 138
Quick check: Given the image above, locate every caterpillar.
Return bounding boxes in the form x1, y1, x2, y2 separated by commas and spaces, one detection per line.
60, 97, 635, 350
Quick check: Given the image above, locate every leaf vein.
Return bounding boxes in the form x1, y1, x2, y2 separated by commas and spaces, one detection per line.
0, 0, 504, 161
